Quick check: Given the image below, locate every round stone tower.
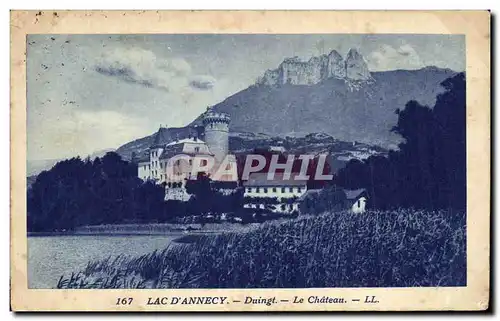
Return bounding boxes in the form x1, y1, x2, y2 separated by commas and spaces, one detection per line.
202, 111, 230, 163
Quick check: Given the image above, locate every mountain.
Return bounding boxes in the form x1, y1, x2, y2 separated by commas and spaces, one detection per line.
191, 66, 456, 149
116, 50, 457, 161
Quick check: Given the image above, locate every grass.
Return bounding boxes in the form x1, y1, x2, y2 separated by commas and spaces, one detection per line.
57, 209, 466, 289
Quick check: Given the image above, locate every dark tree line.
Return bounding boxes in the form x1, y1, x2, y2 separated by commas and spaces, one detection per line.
28, 152, 169, 232
336, 73, 466, 210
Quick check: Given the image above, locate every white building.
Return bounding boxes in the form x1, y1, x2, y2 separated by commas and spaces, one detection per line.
243, 172, 308, 214
137, 111, 238, 201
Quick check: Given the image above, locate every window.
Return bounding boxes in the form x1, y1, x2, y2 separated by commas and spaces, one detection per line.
194, 147, 200, 153
189, 159, 192, 165
298, 187, 302, 193
281, 187, 286, 193
256, 188, 260, 193
247, 188, 252, 193
263, 188, 268, 194
201, 159, 207, 166
272, 187, 277, 193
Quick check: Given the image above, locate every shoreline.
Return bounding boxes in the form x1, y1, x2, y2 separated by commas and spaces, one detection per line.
28, 222, 259, 238
27, 231, 190, 237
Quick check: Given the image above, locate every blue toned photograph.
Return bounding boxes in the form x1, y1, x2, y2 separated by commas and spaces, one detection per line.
26, 34, 466, 289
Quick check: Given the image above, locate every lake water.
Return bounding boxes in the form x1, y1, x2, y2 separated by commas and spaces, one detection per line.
28, 234, 181, 288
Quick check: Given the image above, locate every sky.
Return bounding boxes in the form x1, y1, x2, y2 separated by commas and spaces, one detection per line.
27, 34, 465, 161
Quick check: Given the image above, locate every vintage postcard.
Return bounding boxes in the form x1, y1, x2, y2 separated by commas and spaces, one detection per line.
10, 10, 490, 311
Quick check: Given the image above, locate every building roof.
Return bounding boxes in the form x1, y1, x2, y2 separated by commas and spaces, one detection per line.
136, 151, 150, 163
344, 188, 367, 200
243, 172, 308, 187
158, 141, 213, 160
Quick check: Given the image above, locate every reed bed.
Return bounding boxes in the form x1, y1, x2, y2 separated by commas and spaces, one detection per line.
57, 209, 466, 289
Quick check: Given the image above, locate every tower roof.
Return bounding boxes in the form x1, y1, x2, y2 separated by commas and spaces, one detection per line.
202, 111, 231, 125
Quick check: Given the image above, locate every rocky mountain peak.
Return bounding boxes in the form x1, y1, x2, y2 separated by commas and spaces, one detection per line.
327, 49, 346, 79
256, 48, 371, 86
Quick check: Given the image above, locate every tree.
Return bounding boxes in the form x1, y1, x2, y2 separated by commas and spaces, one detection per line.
27, 152, 168, 232
299, 185, 347, 215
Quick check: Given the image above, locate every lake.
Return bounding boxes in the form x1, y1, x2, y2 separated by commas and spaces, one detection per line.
28, 234, 181, 288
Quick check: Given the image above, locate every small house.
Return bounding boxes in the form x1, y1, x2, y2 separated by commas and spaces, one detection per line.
344, 188, 368, 214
